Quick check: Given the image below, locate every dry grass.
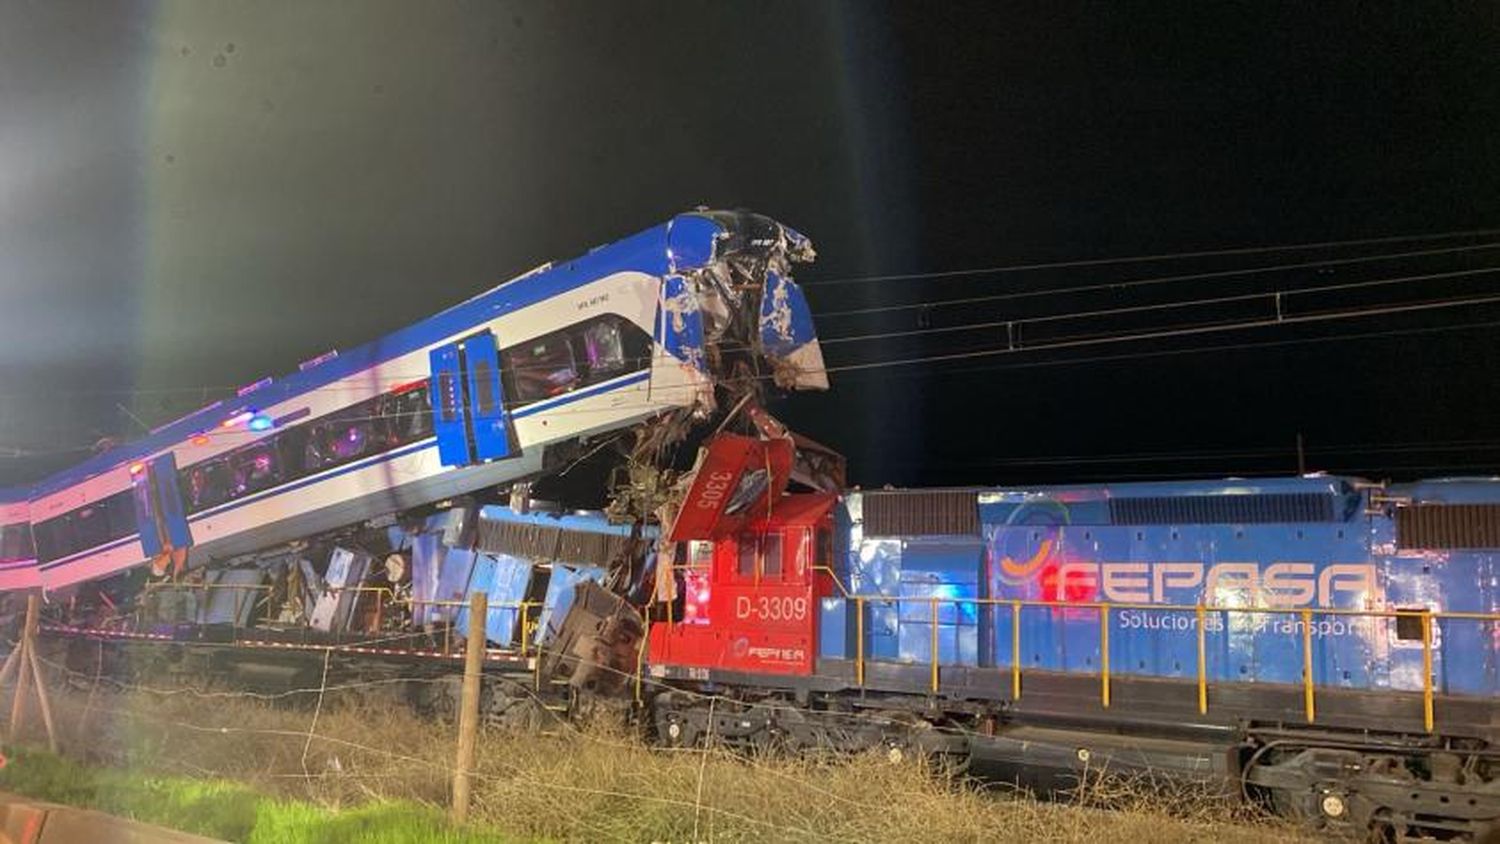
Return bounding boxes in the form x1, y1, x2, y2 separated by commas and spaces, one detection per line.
10, 672, 1310, 843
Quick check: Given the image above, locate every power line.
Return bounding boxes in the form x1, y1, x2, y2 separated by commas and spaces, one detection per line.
805, 225, 1500, 288
907, 438, 1500, 468
824, 290, 1500, 374
814, 240, 1500, 318
819, 264, 1500, 346
828, 317, 1500, 383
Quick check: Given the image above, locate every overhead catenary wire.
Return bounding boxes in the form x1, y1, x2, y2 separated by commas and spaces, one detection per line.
814, 239, 1500, 318
805, 225, 1500, 288
826, 316, 1500, 384
817, 264, 1500, 346
898, 437, 1500, 469
823, 289, 1500, 373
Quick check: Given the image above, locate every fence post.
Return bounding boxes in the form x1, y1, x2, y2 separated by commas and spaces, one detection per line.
452, 591, 486, 824
9, 593, 36, 740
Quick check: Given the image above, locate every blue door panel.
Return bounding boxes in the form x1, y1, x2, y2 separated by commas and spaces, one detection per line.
131, 473, 163, 557
462, 332, 512, 461
151, 453, 193, 549
429, 344, 470, 466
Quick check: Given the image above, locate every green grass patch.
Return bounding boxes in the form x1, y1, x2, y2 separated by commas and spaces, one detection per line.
0, 748, 509, 843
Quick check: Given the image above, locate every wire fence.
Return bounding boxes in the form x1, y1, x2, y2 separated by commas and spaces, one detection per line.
0, 620, 1308, 843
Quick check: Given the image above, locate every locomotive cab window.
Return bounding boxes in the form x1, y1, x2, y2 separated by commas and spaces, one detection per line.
761, 533, 783, 578
736, 533, 783, 580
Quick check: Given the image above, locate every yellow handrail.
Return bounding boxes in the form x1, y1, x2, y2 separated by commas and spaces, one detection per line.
1010, 600, 1021, 700
1421, 611, 1435, 732
855, 597, 865, 688
817, 591, 1493, 733
1195, 603, 1207, 715
1100, 603, 1111, 708
929, 597, 939, 693
1301, 608, 1315, 723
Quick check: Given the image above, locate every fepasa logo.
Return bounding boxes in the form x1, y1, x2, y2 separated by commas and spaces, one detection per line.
989, 499, 1377, 608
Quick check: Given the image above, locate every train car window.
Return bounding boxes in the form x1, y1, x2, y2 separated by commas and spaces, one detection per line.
575, 319, 628, 381
386, 386, 433, 443
506, 335, 579, 402
104, 490, 138, 538
31, 489, 138, 562
32, 517, 69, 563
186, 459, 233, 511
499, 315, 653, 407
472, 358, 499, 417
72, 503, 110, 551
178, 382, 435, 517
330, 417, 372, 461
305, 401, 377, 470
230, 445, 280, 497
0, 523, 34, 561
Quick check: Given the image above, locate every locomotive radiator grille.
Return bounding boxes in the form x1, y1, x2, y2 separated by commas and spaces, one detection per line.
476, 518, 636, 567
1396, 503, 1500, 549
862, 490, 980, 537
1108, 492, 1335, 525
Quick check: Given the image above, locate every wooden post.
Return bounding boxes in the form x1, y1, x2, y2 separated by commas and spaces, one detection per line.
27, 630, 57, 753
9, 594, 36, 741
451, 591, 486, 824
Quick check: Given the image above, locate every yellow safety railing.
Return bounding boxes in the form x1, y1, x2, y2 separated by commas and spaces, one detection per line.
828, 592, 1498, 734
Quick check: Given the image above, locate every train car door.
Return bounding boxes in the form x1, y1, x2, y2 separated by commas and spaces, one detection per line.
429, 329, 515, 467
131, 452, 194, 558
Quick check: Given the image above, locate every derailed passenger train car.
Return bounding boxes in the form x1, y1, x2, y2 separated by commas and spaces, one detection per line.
640, 476, 1500, 840
4, 209, 825, 596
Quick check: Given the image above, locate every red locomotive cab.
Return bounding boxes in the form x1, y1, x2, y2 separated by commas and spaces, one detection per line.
649, 492, 838, 677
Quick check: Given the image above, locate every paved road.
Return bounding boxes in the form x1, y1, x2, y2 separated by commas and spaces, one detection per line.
0, 791, 226, 844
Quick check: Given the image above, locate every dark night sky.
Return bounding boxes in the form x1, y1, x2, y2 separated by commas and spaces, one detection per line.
2, 2, 1499, 489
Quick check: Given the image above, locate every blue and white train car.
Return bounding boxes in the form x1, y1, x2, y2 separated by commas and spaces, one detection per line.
12, 210, 824, 592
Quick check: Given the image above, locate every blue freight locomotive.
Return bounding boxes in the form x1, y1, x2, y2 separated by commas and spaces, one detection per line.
639, 475, 1500, 840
